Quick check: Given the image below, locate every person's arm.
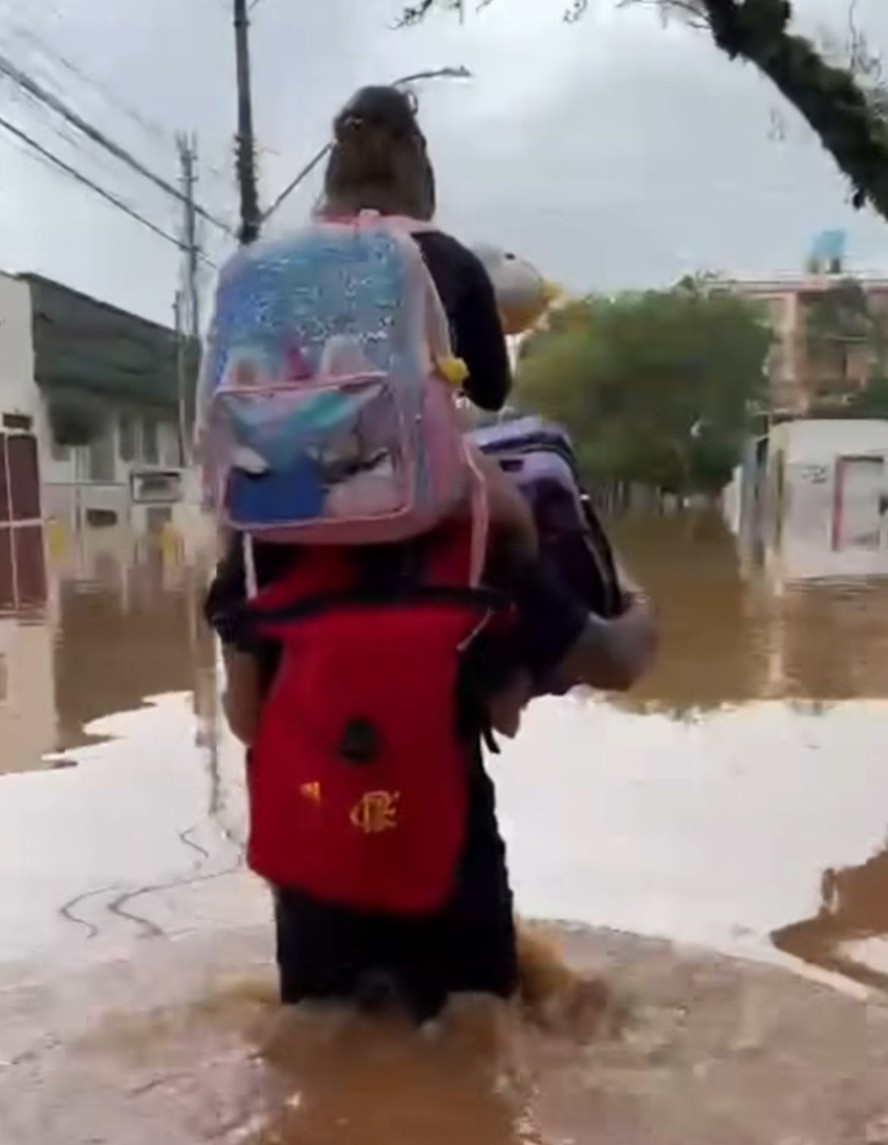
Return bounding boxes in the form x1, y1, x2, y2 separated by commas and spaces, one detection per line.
415, 231, 512, 412
204, 539, 274, 748
453, 247, 512, 411
482, 552, 656, 739
222, 647, 263, 746
561, 590, 657, 693
578, 556, 657, 689
502, 549, 657, 694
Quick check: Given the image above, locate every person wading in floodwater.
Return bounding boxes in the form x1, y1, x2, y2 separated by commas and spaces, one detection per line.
204, 84, 657, 1026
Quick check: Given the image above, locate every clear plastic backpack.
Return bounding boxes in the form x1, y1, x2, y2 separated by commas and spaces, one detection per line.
196, 212, 487, 578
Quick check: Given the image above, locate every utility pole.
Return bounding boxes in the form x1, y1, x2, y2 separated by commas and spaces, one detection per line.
176, 133, 202, 461
233, 0, 260, 244
178, 133, 201, 341
174, 290, 188, 466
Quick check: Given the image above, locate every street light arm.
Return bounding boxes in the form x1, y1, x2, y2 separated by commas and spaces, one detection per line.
260, 142, 331, 225
260, 66, 472, 226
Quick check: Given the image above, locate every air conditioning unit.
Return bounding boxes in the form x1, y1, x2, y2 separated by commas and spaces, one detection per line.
130, 468, 184, 504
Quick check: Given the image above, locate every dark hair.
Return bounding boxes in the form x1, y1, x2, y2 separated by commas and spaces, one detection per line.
322, 85, 436, 221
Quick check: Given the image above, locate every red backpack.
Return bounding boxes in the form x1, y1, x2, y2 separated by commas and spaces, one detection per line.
240, 524, 505, 915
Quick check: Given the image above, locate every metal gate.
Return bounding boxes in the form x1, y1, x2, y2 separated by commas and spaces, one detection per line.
0, 431, 46, 611
831, 454, 885, 552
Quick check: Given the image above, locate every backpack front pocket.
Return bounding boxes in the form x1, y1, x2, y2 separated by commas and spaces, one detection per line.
210, 377, 413, 531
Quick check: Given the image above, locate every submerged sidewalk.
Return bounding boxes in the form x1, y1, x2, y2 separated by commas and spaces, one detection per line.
0, 920, 884, 1145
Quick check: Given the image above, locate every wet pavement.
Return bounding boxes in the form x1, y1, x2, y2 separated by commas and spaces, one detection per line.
1, 511, 887, 1142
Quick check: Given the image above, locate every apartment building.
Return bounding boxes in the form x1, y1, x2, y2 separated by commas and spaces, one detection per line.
725, 274, 888, 415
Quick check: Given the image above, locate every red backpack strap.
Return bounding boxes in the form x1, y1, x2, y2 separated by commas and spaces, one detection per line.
421, 454, 490, 591
223, 519, 500, 652
249, 547, 356, 614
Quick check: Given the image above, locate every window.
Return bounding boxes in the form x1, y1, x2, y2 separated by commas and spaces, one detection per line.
159, 421, 184, 468
2, 413, 32, 432
142, 417, 159, 465
85, 508, 118, 528
51, 434, 70, 463
131, 470, 183, 503
87, 425, 115, 483
119, 415, 136, 463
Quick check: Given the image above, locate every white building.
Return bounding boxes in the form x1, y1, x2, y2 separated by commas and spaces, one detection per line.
0, 272, 47, 613
0, 270, 201, 603
762, 419, 888, 582
0, 617, 56, 774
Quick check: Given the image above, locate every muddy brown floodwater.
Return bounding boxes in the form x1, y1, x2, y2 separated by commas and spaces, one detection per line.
1, 512, 888, 1145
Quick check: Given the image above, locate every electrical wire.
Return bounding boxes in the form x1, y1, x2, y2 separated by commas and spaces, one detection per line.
4, 18, 171, 144
0, 111, 216, 266
0, 50, 233, 236
0, 14, 236, 206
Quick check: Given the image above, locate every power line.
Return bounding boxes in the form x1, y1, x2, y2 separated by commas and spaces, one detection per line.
0, 49, 233, 236
0, 111, 215, 265
260, 141, 327, 225
4, 19, 171, 145
2, 16, 236, 204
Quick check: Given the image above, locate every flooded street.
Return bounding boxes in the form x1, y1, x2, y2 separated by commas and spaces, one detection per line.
2, 513, 888, 1144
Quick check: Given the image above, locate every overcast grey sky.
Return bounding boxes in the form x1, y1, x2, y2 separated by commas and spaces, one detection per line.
0, 0, 885, 326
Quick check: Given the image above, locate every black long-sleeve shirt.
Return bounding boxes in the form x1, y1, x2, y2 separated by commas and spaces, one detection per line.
413, 230, 511, 412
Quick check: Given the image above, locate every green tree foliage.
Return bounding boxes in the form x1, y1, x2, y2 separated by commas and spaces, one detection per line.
843, 373, 888, 418
806, 372, 888, 420
402, 0, 888, 225
514, 284, 771, 493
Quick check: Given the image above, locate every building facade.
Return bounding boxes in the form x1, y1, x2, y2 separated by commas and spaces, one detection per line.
0, 271, 199, 610
725, 274, 888, 416
0, 272, 45, 613
725, 418, 888, 584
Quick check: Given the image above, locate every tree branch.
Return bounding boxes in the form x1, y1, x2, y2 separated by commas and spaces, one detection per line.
398, 0, 587, 28
397, 0, 460, 27
683, 0, 888, 216
619, 0, 709, 32
400, 0, 888, 223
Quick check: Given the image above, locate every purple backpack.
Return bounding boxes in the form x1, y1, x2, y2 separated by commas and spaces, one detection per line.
470, 416, 622, 621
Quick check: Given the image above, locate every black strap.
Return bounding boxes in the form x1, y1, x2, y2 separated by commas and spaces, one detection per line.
229, 584, 505, 632
480, 723, 501, 755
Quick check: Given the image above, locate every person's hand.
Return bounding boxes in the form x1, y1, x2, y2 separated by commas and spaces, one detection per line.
611, 555, 657, 675
488, 670, 534, 738
610, 588, 657, 681
559, 587, 657, 694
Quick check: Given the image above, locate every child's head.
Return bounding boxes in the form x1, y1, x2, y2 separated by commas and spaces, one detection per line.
322, 85, 435, 221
